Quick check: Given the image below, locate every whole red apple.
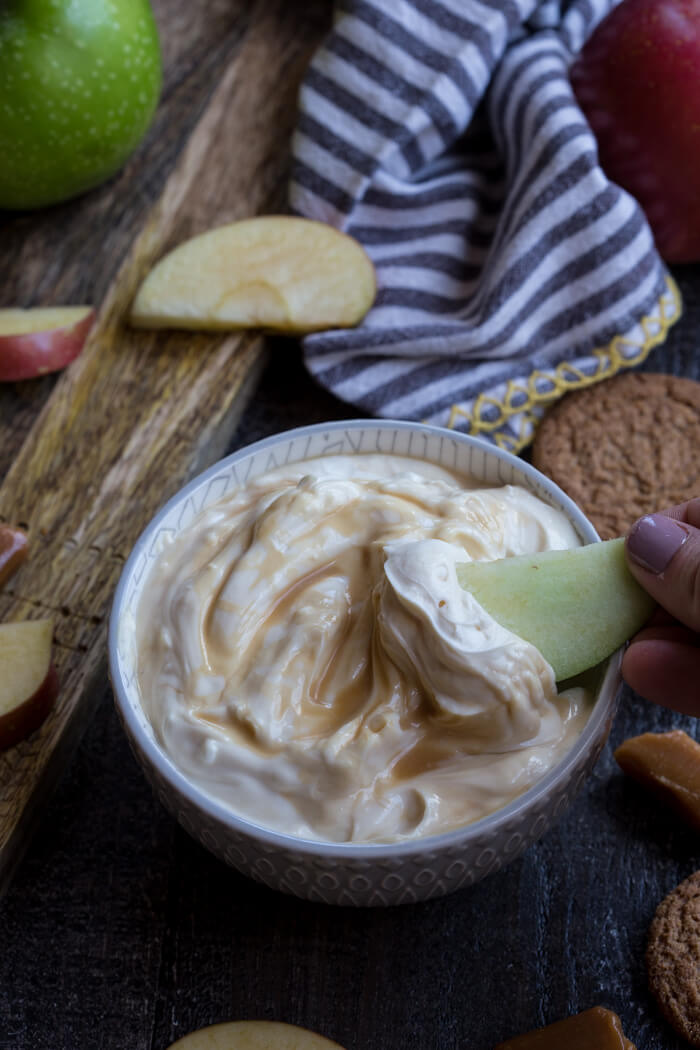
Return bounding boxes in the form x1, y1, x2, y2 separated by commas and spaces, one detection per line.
571, 0, 700, 263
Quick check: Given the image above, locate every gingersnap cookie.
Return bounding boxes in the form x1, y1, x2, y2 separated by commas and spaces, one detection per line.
646, 869, 700, 1047
532, 372, 700, 539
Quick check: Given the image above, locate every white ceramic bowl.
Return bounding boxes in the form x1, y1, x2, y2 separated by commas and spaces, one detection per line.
109, 421, 620, 907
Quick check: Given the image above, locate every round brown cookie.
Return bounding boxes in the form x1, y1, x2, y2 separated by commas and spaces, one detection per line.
646, 869, 700, 1047
532, 372, 700, 539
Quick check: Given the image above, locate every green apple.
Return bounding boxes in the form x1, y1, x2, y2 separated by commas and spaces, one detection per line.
0, 0, 161, 210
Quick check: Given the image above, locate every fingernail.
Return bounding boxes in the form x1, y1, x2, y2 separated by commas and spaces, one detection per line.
627, 514, 689, 574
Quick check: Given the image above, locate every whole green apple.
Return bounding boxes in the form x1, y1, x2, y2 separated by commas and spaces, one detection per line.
0, 0, 161, 210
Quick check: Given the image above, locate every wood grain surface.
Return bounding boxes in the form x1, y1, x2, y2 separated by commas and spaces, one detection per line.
0, 0, 331, 891
1, 4, 700, 1050
2, 319, 700, 1050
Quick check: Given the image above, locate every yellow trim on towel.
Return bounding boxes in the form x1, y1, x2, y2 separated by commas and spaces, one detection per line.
445, 275, 683, 455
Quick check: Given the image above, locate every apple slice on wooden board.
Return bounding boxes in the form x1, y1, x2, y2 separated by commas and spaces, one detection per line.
0, 307, 95, 381
0, 525, 28, 587
167, 1021, 346, 1050
456, 538, 655, 682
0, 620, 59, 752
130, 216, 376, 334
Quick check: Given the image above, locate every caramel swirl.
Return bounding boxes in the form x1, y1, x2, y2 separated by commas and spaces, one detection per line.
136, 455, 590, 843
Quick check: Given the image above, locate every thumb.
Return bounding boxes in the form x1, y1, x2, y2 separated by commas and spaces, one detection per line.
625, 511, 700, 632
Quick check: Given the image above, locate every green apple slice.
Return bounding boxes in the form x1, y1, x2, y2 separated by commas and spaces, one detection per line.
456, 538, 655, 682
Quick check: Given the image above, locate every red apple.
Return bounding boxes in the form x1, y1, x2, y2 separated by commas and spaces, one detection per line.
0, 526, 28, 588
0, 620, 58, 751
571, 0, 700, 263
0, 307, 94, 381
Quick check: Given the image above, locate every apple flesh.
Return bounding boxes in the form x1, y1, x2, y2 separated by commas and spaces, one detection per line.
570, 0, 700, 263
0, 619, 58, 751
0, 307, 94, 381
130, 217, 376, 334
0, 0, 161, 210
456, 538, 655, 682
167, 1021, 346, 1050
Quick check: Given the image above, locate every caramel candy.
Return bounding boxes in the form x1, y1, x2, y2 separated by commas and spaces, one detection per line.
494, 1006, 636, 1049
0, 525, 28, 587
615, 730, 700, 832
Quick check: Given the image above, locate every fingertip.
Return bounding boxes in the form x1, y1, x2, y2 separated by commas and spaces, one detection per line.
624, 515, 700, 633
685, 497, 700, 529
625, 514, 689, 575
622, 638, 700, 716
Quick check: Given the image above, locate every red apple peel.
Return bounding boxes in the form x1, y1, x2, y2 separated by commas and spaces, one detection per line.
571, 0, 700, 263
0, 307, 94, 381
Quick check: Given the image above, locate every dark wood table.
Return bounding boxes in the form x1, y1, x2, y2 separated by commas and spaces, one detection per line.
1, 4, 699, 1049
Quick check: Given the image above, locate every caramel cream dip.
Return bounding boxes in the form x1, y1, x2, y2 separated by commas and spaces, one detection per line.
135, 454, 591, 844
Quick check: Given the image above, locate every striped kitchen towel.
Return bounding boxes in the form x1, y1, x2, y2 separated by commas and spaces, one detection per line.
290, 0, 681, 453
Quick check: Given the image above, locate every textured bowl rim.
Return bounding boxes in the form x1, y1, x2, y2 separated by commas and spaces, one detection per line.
109, 419, 619, 860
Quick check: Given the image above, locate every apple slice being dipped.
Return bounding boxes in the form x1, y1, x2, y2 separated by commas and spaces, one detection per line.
0, 620, 59, 751
456, 538, 655, 681
0, 307, 94, 381
130, 216, 376, 334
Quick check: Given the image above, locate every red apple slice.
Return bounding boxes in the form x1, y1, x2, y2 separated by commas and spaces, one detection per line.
167, 1021, 347, 1050
0, 306, 95, 381
0, 619, 59, 751
0, 525, 28, 588
130, 217, 376, 334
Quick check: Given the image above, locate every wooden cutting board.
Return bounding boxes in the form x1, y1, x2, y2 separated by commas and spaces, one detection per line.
0, 0, 330, 892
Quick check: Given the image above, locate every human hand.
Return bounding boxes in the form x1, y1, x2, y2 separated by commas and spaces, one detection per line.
622, 498, 700, 715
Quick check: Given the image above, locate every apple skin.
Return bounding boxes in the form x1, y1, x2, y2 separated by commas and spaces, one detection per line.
570, 0, 700, 263
0, 526, 28, 587
0, 0, 161, 210
0, 619, 58, 750
0, 308, 95, 381
0, 665, 58, 752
